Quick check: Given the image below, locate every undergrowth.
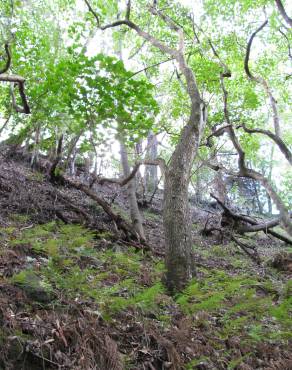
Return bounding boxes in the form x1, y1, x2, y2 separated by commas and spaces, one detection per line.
176, 268, 292, 344
1, 220, 291, 369
9, 222, 167, 320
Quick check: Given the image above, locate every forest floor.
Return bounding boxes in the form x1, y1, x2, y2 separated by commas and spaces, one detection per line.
0, 153, 291, 370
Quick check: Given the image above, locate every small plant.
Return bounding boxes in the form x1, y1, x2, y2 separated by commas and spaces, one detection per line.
27, 172, 44, 182
9, 213, 30, 223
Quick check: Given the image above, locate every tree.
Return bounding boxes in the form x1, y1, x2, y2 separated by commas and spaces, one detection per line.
82, 0, 291, 292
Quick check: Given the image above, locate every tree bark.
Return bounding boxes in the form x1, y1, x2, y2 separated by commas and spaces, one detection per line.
145, 132, 158, 193
163, 97, 203, 292
30, 125, 41, 169
119, 135, 146, 242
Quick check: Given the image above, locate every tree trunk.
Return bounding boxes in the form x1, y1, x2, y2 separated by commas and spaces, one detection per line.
163, 103, 202, 293
145, 132, 158, 193
252, 181, 263, 214
267, 145, 274, 215
69, 148, 77, 177
30, 124, 41, 169
135, 140, 144, 194
119, 135, 146, 241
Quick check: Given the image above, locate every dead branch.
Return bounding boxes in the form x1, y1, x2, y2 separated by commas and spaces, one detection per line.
231, 234, 261, 264
210, 193, 292, 245
0, 114, 11, 135
52, 189, 92, 223
61, 175, 138, 240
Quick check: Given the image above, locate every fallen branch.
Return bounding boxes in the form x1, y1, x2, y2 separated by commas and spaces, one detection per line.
231, 234, 261, 264
210, 193, 292, 245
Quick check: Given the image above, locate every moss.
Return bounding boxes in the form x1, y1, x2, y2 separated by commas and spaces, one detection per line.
9, 213, 30, 223
185, 357, 210, 369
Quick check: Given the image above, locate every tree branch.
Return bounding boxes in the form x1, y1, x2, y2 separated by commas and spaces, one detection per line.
125, 0, 131, 20
90, 159, 166, 188
210, 193, 292, 245
237, 123, 292, 165
275, 0, 292, 28
244, 20, 281, 136
128, 57, 174, 79
9, 81, 31, 114
244, 20, 268, 80
84, 0, 100, 26
0, 44, 11, 74
217, 74, 292, 235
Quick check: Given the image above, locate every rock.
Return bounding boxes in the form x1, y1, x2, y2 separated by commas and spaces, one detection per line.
12, 270, 54, 304
270, 252, 292, 272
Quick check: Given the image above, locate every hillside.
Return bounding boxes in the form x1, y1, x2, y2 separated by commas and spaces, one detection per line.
0, 155, 291, 370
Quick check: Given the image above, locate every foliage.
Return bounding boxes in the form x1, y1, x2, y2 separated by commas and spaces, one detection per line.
176, 268, 291, 342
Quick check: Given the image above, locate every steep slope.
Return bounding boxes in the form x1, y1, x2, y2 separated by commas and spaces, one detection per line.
0, 155, 291, 370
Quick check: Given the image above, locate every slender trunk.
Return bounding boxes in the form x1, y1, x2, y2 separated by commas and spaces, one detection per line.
145, 132, 158, 193
30, 124, 41, 169
0, 115, 10, 136
119, 135, 146, 241
114, 26, 146, 241
69, 147, 77, 177
267, 145, 274, 215
135, 140, 144, 193
213, 169, 227, 204
253, 181, 263, 214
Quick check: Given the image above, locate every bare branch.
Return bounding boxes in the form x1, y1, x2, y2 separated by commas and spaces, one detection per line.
101, 19, 177, 57
148, 5, 179, 31
84, 0, 100, 27
0, 73, 25, 83
90, 159, 166, 188
128, 57, 174, 79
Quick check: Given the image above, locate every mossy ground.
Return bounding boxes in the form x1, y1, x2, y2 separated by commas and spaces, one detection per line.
0, 215, 291, 369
